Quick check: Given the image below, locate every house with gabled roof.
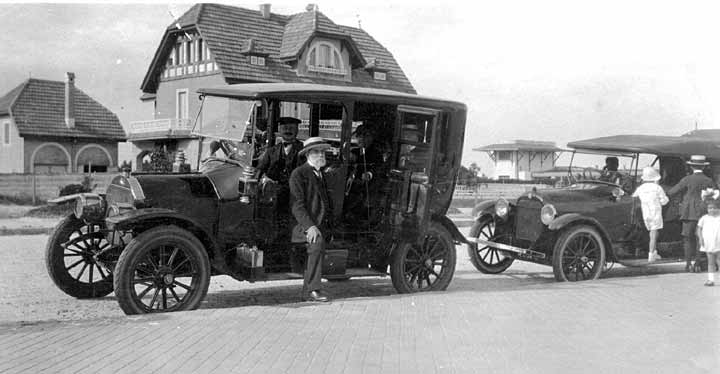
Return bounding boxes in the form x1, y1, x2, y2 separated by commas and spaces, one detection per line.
0, 72, 125, 174
474, 140, 566, 180
128, 3, 415, 170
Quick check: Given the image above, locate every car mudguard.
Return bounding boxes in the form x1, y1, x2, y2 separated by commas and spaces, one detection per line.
106, 208, 218, 259
471, 200, 496, 218
434, 215, 469, 244
548, 213, 612, 247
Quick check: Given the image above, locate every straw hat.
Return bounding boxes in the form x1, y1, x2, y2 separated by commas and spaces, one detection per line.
641, 166, 661, 182
299, 137, 330, 155
686, 155, 710, 166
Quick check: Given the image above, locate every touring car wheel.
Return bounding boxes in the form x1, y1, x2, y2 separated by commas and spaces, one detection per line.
390, 222, 456, 293
45, 214, 114, 298
552, 225, 606, 282
467, 216, 515, 274
114, 225, 210, 315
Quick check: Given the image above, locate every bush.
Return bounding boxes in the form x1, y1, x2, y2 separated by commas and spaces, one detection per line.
59, 175, 97, 197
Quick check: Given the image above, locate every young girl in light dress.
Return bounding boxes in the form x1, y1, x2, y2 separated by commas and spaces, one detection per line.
697, 189, 720, 286
633, 166, 669, 262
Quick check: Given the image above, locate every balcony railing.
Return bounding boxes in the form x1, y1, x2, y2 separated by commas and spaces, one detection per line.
130, 118, 193, 134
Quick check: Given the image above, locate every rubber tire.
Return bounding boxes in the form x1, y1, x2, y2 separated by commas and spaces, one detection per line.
114, 225, 210, 315
467, 216, 515, 274
45, 214, 114, 298
552, 225, 606, 282
390, 222, 456, 293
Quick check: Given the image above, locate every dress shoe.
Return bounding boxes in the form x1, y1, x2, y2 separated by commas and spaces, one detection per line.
304, 290, 329, 302
685, 264, 693, 272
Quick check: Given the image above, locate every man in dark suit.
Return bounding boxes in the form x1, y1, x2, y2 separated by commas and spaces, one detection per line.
257, 117, 304, 209
344, 124, 391, 224
289, 137, 333, 302
668, 154, 716, 271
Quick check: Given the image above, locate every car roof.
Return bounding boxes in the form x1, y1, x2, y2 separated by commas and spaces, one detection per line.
567, 135, 720, 159
196, 83, 467, 111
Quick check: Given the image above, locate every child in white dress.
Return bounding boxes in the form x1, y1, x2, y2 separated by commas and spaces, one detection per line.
697, 190, 720, 286
632, 166, 669, 262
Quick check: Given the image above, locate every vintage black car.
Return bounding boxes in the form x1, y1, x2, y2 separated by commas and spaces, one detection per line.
45, 83, 468, 314
468, 135, 720, 281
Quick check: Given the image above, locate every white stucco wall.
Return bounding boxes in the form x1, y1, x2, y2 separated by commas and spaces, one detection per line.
0, 117, 24, 173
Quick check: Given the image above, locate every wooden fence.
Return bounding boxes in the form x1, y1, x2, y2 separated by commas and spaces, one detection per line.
0, 173, 116, 204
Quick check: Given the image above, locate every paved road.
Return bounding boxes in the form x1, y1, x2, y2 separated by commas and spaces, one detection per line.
0, 232, 718, 373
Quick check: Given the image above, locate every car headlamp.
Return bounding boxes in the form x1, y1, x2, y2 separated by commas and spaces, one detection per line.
540, 204, 557, 225
74, 194, 106, 222
495, 198, 509, 219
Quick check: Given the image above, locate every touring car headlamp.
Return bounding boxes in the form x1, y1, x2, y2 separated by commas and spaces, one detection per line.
495, 198, 509, 219
74, 194, 106, 222
540, 204, 557, 225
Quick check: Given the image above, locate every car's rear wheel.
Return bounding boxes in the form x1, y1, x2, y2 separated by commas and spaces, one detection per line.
390, 222, 456, 293
114, 225, 210, 314
552, 225, 606, 282
467, 216, 515, 274
45, 214, 114, 298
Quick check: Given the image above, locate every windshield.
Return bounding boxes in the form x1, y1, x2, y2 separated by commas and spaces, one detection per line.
192, 96, 258, 142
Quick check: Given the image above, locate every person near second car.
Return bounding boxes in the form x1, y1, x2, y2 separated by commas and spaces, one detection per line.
697, 190, 720, 286
668, 154, 717, 272
633, 166, 669, 262
289, 137, 333, 302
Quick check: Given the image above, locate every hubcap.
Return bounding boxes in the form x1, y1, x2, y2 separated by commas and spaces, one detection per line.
163, 273, 174, 285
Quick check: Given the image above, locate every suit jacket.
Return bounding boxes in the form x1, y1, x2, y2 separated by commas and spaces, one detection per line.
289, 163, 332, 241
667, 172, 716, 220
257, 139, 303, 183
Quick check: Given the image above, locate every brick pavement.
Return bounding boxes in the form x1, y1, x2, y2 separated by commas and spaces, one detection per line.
0, 231, 719, 373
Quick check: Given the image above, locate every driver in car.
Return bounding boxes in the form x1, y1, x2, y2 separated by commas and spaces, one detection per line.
256, 117, 304, 209
599, 156, 632, 190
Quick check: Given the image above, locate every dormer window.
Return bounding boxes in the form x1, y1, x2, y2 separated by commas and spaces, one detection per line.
250, 56, 266, 66
306, 41, 345, 75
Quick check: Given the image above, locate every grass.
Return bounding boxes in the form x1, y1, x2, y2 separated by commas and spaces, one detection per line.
24, 204, 73, 218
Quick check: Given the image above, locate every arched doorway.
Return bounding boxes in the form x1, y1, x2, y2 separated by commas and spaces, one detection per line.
31, 142, 71, 173
75, 144, 112, 173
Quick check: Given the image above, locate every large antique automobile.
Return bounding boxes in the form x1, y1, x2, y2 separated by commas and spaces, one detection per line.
45, 83, 468, 314
468, 135, 720, 281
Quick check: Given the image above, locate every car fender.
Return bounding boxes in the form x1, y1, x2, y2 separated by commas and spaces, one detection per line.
106, 208, 218, 259
548, 213, 612, 248
434, 215, 469, 244
471, 200, 496, 218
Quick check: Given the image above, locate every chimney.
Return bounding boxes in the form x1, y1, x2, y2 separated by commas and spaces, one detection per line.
65, 72, 75, 129
259, 3, 271, 19
306, 3, 318, 12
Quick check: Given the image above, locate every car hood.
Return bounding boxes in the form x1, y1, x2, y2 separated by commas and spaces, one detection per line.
531, 186, 615, 205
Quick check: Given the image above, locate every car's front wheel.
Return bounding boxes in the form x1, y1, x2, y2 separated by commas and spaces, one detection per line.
467, 216, 515, 274
45, 215, 114, 298
390, 222, 456, 293
114, 225, 210, 315
552, 225, 606, 282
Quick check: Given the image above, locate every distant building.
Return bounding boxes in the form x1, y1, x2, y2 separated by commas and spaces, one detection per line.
473, 140, 565, 180
0, 73, 125, 173
127, 3, 415, 171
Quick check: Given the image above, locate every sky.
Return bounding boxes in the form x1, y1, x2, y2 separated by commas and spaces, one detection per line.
2, 0, 720, 175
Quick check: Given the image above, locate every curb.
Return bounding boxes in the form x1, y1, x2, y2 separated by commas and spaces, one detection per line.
0, 227, 54, 236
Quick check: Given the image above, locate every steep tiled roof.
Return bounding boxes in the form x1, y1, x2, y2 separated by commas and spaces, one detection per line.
4, 79, 125, 140
141, 4, 415, 94
0, 81, 25, 116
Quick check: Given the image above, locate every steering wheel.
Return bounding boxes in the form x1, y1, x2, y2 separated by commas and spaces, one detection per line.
201, 156, 243, 167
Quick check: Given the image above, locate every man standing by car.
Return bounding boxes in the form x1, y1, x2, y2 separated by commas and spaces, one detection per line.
289, 137, 333, 302
257, 117, 304, 209
668, 155, 716, 272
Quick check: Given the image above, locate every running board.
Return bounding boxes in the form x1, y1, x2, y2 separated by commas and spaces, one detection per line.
468, 237, 547, 260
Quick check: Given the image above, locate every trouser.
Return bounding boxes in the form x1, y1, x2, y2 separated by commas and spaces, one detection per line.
681, 220, 699, 265
302, 236, 325, 297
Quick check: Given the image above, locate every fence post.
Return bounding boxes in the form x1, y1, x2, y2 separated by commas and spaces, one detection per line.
32, 171, 37, 205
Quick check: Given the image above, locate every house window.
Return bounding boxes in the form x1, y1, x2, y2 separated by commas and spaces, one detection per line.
203, 42, 211, 61
250, 56, 266, 66
496, 151, 513, 161
306, 41, 345, 75
179, 42, 186, 65
177, 89, 188, 120
186, 41, 193, 63
373, 71, 387, 81
169, 45, 177, 66
197, 39, 203, 61
3, 122, 9, 145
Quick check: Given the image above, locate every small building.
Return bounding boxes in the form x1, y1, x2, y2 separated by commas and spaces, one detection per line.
127, 3, 415, 171
474, 140, 565, 181
0, 73, 125, 174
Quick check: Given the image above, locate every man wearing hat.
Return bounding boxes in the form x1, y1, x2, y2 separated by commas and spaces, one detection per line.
257, 117, 304, 209
668, 155, 717, 271
289, 137, 333, 302
344, 123, 391, 223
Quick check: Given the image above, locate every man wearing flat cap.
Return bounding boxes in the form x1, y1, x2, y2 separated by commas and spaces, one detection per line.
289, 137, 333, 302
256, 117, 304, 209
668, 155, 717, 271
344, 124, 391, 223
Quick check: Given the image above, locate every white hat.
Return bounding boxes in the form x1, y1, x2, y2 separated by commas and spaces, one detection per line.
687, 155, 710, 166
299, 137, 330, 155
641, 166, 661, 182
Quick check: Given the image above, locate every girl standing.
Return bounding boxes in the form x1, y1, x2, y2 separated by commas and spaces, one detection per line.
697, 189, 720, 286
633, 166, 669, 262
